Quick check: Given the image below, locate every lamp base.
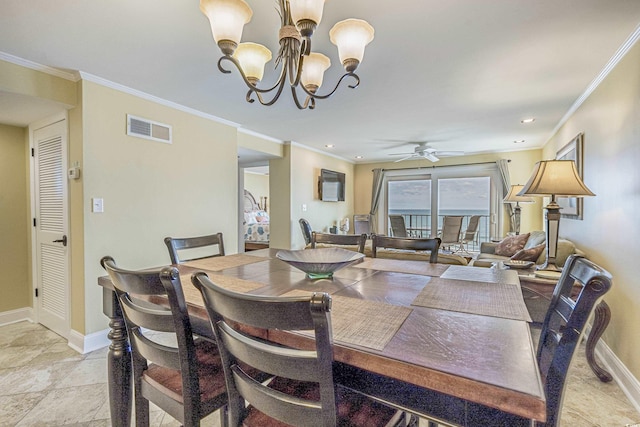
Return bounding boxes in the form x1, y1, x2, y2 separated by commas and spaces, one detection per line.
536, 261, 562, 272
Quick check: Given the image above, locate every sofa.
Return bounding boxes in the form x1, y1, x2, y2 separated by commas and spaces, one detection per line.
473, 230, 582, 268
309, 239, 469, 265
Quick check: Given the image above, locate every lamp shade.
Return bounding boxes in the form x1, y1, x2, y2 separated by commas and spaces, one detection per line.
329, 19, 374, 66
518, 160, 595, 197
503, 185, 535, 204
301, 52, 331, 89
234, 43, 272, 81
200, 0, 253, 45
289, 0, 326, 26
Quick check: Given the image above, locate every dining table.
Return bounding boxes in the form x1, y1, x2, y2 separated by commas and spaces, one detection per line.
99, 248, 546, 427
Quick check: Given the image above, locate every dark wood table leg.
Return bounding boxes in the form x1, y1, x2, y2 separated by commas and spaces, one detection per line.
586, 300, 613, 382
102, 287, 132, 426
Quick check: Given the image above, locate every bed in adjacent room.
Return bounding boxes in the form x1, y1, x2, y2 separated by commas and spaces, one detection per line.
243, 189, 269, 250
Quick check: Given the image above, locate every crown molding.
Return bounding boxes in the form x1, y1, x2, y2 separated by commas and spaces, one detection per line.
287, 140, 355, 164
550, 23, 640, 138
0, 51, 79, 81
238, 128, 283, 144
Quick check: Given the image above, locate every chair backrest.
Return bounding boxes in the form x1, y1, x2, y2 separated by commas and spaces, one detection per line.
537, 255, 612, 427
371, 235, 441, 263
388, 214, 408, 237
353, 214, 371, 236
299, 218, 313, 245
311, 232, 367, 253
462, 215, 481, 242
100, 256, 204, 423
193, 272, 336, 427
440, 216, 463, 244
164, 232, 225, 264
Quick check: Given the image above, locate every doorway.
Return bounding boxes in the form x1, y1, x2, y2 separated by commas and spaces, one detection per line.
31, 116, 70, 338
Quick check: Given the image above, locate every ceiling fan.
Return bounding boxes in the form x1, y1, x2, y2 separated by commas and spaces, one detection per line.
389, 142, 464, 163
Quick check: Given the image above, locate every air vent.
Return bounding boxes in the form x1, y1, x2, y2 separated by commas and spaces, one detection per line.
127, 114, 172, 144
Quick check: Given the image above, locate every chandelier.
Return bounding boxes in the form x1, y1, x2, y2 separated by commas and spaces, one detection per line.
200, 0, 374, 110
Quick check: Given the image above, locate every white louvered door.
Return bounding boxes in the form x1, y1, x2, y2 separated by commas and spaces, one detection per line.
34, 119, 69, 338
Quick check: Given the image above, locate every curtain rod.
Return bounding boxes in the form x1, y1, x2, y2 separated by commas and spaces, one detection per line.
374, 159, 510, 172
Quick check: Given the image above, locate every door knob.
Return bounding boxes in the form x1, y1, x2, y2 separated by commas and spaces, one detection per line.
53, 235, 68, 246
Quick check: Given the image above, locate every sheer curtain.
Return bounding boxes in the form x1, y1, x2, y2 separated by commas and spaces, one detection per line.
496, 159, 514, 233
369, 168, 385, 233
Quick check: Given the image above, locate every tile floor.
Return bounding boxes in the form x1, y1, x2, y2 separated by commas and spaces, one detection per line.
0, 321, 638, 426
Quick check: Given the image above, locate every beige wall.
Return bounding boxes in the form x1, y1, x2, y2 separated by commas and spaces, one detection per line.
269, 143, 355, 250
244, 171, 269, 211
81, 80, 239, 334
0, 124, 30, 312
541, 41, 640, 378
354, 149, 544, 236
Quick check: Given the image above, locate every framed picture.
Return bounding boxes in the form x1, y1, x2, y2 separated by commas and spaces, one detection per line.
556, 132, 584, 219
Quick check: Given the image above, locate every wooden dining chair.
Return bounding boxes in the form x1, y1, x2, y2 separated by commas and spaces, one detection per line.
299, 218, 313, 245
164, 232, 225, 264
311, 231, 367, 253
192, 272, 408, 427
536, 254, 612, 426
372, 235, 442, 263
100, 256, 228, 427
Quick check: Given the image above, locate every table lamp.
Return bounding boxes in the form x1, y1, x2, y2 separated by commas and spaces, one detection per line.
518, 160, 595, 271
503, 184, 535, 235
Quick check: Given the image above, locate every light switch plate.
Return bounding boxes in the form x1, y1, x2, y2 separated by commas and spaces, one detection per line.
92, 198, 104, 213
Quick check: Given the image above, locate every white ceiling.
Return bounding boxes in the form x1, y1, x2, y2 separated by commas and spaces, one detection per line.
1, 0, 639, 163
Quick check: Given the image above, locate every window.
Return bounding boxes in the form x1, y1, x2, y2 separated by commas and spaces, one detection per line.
382, 164, 502, 250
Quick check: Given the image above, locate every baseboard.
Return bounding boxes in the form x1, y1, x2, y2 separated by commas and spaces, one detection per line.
68, 328, 110, 354
594, 337, 640, 413
0, 307, 34, 326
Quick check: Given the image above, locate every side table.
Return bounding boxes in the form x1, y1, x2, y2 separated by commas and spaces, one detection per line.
512, 265, 613, 383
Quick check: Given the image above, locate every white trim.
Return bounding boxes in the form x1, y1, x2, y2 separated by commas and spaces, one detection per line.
0, 51, 80, 81
592, 334, 640, 413
288, 141, 354, 164
550, 24, 640, 139
79, 71, 241, 128
238, 127, 284, 144
68, 328, 110, 354
0, 308, 34, 326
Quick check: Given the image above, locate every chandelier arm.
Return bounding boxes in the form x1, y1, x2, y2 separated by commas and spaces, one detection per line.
218, 55, 289, 95
248, 75, 289, 106
290, 86, 314, 110
299, 72, 361, 100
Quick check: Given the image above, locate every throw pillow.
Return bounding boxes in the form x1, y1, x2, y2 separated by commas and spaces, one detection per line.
495, 233, 530, 257
511, 243, 545, 262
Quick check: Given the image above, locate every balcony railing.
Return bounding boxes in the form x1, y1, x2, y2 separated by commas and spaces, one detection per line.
389, 213, 491, 252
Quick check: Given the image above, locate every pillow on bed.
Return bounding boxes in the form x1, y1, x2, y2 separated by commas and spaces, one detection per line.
244, 212, 258, 224
255, 210, 269, 222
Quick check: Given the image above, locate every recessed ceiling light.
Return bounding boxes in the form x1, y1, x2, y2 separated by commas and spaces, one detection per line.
514, 140, 526, 144
325, 144, 334, 148
355, 155, 363, 159
520, 118, 535, 124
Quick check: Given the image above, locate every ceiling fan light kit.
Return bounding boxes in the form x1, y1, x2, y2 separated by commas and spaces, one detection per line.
200, 0, 374, 110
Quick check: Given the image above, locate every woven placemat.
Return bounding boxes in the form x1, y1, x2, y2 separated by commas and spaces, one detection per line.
440, 265, 519, 285
183, 254, 265, 271
353, 258, 449, 277
283, 290, 412, 351
181, 273, 265, 306
411, 278, 532, 321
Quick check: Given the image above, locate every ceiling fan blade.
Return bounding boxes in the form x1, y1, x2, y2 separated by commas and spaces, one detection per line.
388, 152, 415, 156
394, 154, 416, 163
423, 152, 440, 162
434, 151, 464, 157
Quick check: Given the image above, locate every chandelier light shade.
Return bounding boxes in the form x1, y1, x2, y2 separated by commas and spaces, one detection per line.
503, 184, 535, 235
199, 0, 374, 109
301, 52, 331, 91
200, 0, 252, 52
233, 43, 272, 82
518, 160, 595, 271
329, 19, 375, 71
